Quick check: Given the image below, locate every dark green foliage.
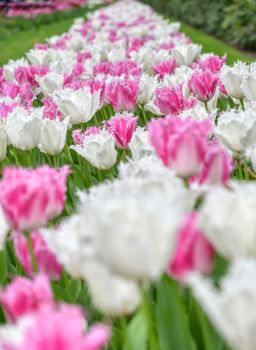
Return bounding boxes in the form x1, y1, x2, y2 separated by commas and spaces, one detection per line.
141, 0, 256, 51
0, 7, 85, 41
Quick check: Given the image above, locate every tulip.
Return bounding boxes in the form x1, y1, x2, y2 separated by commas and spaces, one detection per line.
172, 44, 202, 66
105, 79, 138, 112
5, 107, 41, 151
153, 59, 177, 78
0, 275, 53, 322
35, 72, 64, 97
169, 211, 214, 281
106, 113, 137, 149
13, 231, 62, 279
0, 165, 69, 231
148, 116, 212, 177
189, 70, 218, 102
155, 85, 196, 115
195, 139, 233, 185
71, 129, 117, 170
188, 259, 256, 350
53, 87, 100, 125
38, 117, 69, 155
220, 62, 249, 100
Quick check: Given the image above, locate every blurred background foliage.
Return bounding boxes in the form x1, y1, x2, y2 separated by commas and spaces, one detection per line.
141, 0, 256, 51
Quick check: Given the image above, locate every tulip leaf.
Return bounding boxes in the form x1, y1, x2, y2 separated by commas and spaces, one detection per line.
156, 275, 196, 350
123, 309, 148, 350
0, 248, 7, 284
189, 298, 229, 350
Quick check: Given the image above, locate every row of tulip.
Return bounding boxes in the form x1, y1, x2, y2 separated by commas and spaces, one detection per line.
2, 0, 106, 18
0, 0, 255, 349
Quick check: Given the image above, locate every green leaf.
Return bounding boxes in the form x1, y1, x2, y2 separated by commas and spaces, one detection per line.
0, 248, 7, 284
156, 275, 196, 350
123, 310, 148, 350
66, 279, 82, 303
189, 298, 225, 350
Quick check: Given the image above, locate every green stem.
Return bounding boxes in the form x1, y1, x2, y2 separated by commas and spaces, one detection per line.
26, 233, 38, 273
240, 98, 245, 111
65, 143, 73, 164
243, 160, 249, 180
140, 106, 148, 126
237, 158, 244, 180
141, 287, 158, 350
204, 101, 208, 113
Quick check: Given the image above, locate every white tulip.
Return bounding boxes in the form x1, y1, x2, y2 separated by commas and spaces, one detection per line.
26, 48, 50, 66
188, 258, 256, 350
172, 44, 202, 66
71, 129, 117, 169
0, 204, 9, 249
81, 259, 141, 316
137, 74, 158, 106
3, 58, 28, 82
220, 62, 249, 100
198, 182, 256, 259
215, 108, 256, 156
6, 107, 41, 150
129, 127, 155, 160
241, 75, 256, 101
53, 87, 100, 125
35, 72, 64, 97
38, 118, 69, 155
0, 128, 8, 161
42, 213, 141, 316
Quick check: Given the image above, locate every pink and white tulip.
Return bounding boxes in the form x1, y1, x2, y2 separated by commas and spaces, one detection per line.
106, 114, 137, 149
0, 166, 69, 231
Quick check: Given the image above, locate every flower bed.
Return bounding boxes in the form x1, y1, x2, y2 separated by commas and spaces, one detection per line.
0, 0, 255, 349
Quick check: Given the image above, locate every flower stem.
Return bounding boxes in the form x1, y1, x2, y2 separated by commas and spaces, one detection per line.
26, 233, 38, 274
237, 159, 244, 180
140, 106, 148, 126
240, 98, 245, 111
141, 287, 158, 350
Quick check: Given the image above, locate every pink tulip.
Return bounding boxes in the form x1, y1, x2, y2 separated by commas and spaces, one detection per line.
106, 114, 137, 149
0, 275, 53, 322
34, 43, 49, 50
153, 59, 176, 78
0, 102, 15, 119
0, 82, 19, 99
193, 139, 233, 185
109, 60, 142, 78
13, 231, 62, 279
93, 61, 111, 76
14, 66, 49, 88
7, 304, 110, 350
106, 79, 138, 112
43, 97, 63, 120
189, 70, 218, 102
169, 211, 215, 281
72, 127, 101, 145
155, 85, 196, 115
0, 166, 69, 231
148, 116, 212, 177
195, 54, 226, 73
18, 84, 34, 109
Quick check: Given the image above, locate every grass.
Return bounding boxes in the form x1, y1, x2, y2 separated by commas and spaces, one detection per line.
0, 18, 77, 65
0, 11, 255, 66
180, 22, 254, 65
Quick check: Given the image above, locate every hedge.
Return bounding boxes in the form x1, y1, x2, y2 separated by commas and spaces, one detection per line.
141, 0, 256, 51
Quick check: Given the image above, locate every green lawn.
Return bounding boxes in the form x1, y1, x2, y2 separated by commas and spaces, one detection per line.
180, 23, 254, 65
0, 14, 254, 66
0, 19, 76, 65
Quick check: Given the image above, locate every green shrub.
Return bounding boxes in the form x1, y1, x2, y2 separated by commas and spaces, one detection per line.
141, 0, 256, 51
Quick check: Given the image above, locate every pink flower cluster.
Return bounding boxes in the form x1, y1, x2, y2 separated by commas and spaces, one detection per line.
0, 166, 69, 231
0, 275, 110, 350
